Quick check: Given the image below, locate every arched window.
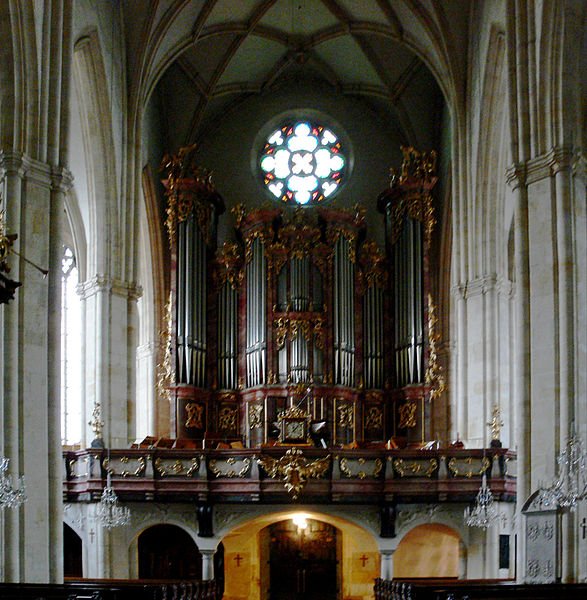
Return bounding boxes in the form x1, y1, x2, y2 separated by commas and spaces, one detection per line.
61, 246, 82, 446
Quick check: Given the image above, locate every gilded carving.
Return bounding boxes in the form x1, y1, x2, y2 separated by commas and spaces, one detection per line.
185, 402, 204, 429
214, 242, 244, 290
231, 203, 246, 229
156, 293, 174, 403
248, 404, 263, 429
340, 457, 383, 480
209, 457, 251, 478
160, 144, 217, 243
393, 458, 438, 478
358, 241, 388, 290
155, 457, 200, 477
257, 448, 330, 499
425, 294, 447, 401
273, 315, 325, 350
364, 406, 383, 430
387, 147, 438, 247
447, 456, 491, 478
398, 401, 417, 429
218, 406, 238, 432
487, 405, 504, 441
103, 456, 146, 478
337, 404, 354, 429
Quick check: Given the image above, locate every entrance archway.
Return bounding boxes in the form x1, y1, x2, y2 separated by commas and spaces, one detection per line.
266, 518, 338, 600
219, 508, 378, 600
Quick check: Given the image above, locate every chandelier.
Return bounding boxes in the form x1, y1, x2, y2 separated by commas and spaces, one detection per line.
539, 427, 587, 510
96, 471, 131, 529
464, 473, 498, 529
0, 457, 27, 509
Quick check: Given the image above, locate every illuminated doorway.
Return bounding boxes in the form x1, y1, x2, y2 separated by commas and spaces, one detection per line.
267, 517, 339, 600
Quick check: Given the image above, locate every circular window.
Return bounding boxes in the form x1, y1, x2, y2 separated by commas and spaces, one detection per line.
259, 120, 346, 206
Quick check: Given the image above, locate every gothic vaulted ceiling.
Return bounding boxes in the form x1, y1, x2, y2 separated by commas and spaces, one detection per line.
123, 0, 469, 152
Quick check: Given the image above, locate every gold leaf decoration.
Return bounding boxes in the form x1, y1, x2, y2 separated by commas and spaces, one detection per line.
258, 448, 330, 499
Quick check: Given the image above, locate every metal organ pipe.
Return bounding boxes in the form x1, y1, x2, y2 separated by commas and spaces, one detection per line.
218, 282, 237, 390
245, 238, 266, 387
393, 217, 424, 387
186, 218, 194, 384
174, 215, 209, 387
176, 221, 186, 382
333, 237, 355, 387
363, 285, 384, 389
414, 221, 423, 382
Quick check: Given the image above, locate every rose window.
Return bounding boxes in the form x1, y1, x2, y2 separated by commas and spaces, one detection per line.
259, 121, 346, 206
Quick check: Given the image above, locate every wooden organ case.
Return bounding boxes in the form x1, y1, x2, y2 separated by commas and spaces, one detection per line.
160, 146, 443, 449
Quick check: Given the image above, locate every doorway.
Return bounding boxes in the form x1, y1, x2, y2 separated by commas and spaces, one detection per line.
268, 518, 338, 600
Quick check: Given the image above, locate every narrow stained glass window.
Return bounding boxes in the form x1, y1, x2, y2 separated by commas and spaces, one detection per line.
260, 120, 346, 206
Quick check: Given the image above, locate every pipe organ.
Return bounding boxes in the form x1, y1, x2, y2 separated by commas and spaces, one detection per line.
161, 145, 442, 448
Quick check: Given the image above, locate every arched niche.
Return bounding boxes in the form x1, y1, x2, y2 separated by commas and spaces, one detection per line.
393, 523, 461, 578
137, 524, 202, 580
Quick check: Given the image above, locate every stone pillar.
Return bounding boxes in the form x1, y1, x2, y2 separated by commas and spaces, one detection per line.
79, 277, 141, 447
380, 549, 394, 580
0, 154, 70, 582
458, 541, 467, 579
136, 341, 157, 438
201, 549, 216, 581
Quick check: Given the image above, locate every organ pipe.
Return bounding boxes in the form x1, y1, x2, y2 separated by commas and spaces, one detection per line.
218, 282, 237, 390
392, 218, 424, 387
333, 237, 355, 387
246, 238, 266, 387
175, 216, 209, 387
363, 285, 384, 389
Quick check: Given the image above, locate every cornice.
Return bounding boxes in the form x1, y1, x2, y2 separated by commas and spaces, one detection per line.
0, 151, 74, 192
506, 146, 576, 189
77, 275, 143, 301
452, 275, 513, 300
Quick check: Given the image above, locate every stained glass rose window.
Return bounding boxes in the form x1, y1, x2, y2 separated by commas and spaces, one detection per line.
259, 121, 346, 206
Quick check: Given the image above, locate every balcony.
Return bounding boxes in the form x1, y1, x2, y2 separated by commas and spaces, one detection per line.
63, 446, 516, 506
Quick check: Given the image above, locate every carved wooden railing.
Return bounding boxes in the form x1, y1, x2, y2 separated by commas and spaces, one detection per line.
64, 447, 516, 505
374, 578, 587, 600
0, 580, 220, 600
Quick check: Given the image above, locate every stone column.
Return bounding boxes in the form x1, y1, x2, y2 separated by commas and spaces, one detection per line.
0, 154, 70, 582
201, 549, 216, 581
78, 277, 141, 447
136, 341, 157, 438
458, 541, 467, 579
380, 549, 394, 580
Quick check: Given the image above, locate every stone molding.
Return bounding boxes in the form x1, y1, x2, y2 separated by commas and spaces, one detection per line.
78, 274, 143, 300
136, 341, 158, 360
451, 275, 513, 300
0, 150, 73, 192
506, 146, 577, 189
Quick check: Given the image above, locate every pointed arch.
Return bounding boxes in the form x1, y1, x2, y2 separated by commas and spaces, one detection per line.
72, 30, 117, 276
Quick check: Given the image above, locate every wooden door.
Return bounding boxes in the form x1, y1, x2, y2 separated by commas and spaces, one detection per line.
269, 519, 338, 600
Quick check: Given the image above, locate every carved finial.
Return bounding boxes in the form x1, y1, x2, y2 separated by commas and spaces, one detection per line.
89, 402, 105, 448
487, 405, 504, 441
